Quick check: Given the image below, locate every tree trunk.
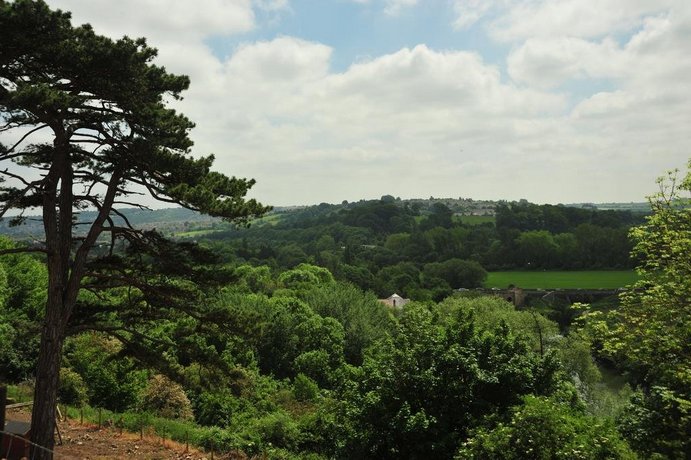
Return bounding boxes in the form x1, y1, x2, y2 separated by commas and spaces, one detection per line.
27, 131, 72, 460
30, 295, 67, 459
0, 384, 6, 449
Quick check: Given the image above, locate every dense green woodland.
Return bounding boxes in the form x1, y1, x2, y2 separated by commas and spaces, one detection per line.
195, 199, 642, 300
1, 2, 689, 458
0, 198, 644, 302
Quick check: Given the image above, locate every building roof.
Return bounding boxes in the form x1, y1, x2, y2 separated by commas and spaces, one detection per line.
4, 420, 31, 436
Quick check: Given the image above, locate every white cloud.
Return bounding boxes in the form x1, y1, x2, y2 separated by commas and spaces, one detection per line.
168, 39, 572, 204
384, 0, 419, 16
507, 37, 626, 88
452, 0, 499, 29
34, 0, 691, 205
507, 6, 691, 90
253, 0, 289, 12
226, 37, 332, 82
488, 0, 682, 42
48, 0, 256, 44
495, 2, 690, 202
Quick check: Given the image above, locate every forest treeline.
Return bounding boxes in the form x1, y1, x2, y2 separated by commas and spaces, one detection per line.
198, 199, 643, 300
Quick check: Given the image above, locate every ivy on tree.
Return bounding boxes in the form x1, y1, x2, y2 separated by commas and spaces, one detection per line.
0, 0, 268, 456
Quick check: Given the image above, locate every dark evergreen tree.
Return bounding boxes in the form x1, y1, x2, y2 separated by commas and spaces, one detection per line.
0, 1, 268, 455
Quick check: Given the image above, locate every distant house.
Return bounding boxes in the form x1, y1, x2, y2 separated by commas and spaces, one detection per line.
379, 293, 410, 309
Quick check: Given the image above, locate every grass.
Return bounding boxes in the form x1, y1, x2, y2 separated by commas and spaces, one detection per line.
256, 213, 283, 225
6, 383, 33, 403
61, 404, 232, 452
485, 270, 639, 289
174, 229, 224, 238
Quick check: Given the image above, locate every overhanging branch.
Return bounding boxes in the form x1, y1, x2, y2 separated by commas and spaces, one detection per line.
4, 124, 50, 154
0, 247, 49, 256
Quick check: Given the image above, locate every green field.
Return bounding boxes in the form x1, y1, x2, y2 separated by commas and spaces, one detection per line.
174, 229, 224, 238
485, 271, 639, 289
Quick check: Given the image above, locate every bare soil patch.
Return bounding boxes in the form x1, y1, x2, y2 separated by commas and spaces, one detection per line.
4, 408, 241, 460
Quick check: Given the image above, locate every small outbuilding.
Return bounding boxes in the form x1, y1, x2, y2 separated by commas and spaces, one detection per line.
379, 293, 411, 309
2, 419, 31, 460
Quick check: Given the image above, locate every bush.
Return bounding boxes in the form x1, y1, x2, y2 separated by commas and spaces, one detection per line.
458, 395, 636, 459
254, 411, 302, 451
293, 374, 319, 402
64, 333, 145, 411
140, 374, 194, 420
293, 351, 331, 388
193, 390, 253, 427
57, 368, 87, 407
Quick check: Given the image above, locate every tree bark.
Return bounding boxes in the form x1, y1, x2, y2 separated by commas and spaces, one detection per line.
0, 384, 6, 449
30, 300, 66, 459
29, 132, 71, 460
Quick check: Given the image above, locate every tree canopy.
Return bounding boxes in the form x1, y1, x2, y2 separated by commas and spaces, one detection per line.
584, 161, 691, 457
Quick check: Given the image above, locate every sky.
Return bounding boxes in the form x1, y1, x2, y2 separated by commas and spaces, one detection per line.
41, 0, 691, 206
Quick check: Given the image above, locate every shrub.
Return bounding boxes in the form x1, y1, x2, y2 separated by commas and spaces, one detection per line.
140, 374, 194, 420
293, 374, 319, 402
193, 390, 250, 427
458, 395, 636, 459
57, 368, 87, 407
254, 411, 302, 451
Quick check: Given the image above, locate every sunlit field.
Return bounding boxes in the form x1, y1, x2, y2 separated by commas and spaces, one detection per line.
485, 271, 639, 289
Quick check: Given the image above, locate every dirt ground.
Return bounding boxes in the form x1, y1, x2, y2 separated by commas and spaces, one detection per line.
4, 408, 233, 460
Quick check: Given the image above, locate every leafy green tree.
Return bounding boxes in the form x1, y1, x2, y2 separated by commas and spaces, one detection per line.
458, 394, 635, 459
420, 202, 454, 230
513, 230, 558, 268
255, 296, 345, 386
293, 373, 320, 402
63, 333, 146, 412
554, 232, 579, 268
585, 163, 691, 457
609, 166, 690, 387
278, 263, 335, 290
56, 367, 88, 407
422, 258, 487, 289
339, 264, 375, 291
338, 303, 561, 459
616, 386, 689, 458
276, 243, 309, 268
301, 281, 395, 365
426, 226, 463, 260
438, 297, 558, 355
375, 262, 420, 297
0, 237, 46, 380
234, 264, 276, 294
0, 1, 268, 452
384, 232, 411, 253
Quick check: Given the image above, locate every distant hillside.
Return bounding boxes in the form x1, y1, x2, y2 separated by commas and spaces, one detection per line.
0, 197, 652, 240
566, 202, 651, 212
0, 207, 217, 239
